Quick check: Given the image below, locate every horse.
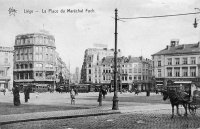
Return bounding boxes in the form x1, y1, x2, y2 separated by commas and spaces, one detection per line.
161, 90, 190, 118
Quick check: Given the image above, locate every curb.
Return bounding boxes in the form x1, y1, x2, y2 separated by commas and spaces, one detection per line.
0, 110, 121, 125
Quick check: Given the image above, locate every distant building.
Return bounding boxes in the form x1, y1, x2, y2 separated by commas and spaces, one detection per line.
100, 56, 152, 91
80, 48, 121, 84
0, 46, 13, 90
72, 67, 80, 84
13, 32, 56, 91
55, 52, 69, 87
152, 39, 200, 90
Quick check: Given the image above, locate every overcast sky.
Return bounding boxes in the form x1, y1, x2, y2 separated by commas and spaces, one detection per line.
0, 0, 200, 73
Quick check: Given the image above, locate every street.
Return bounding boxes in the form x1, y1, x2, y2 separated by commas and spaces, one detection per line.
2, 110, 200, 129
1, 92, 200, 129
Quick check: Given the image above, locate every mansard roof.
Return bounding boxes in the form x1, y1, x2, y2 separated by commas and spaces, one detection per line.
152, 42, 200, 56
101, 56, 151, 65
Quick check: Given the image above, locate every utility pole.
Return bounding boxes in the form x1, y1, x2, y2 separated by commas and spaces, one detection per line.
68, 61, 70, 91
112, 8, 119, 110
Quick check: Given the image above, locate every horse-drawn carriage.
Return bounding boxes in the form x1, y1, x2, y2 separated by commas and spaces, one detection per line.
162, 80, 200, 118
188, 84, 200, 115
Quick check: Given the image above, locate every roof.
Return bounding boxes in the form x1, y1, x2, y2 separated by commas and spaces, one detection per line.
152, 42, 200, 56
101, 56, 151, 65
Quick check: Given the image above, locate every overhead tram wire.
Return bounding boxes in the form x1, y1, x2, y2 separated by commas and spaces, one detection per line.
119, 12, 200, 20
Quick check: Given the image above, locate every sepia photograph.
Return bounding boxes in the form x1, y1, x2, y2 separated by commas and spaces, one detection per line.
0, 0, 200, 128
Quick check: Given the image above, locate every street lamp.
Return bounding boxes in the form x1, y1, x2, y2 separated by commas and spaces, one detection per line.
193, 8, 200, 28
112, 8, 119, 110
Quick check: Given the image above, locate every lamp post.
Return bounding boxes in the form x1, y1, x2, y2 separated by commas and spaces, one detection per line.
193, 8, 200, 28
112, 8, 119, 110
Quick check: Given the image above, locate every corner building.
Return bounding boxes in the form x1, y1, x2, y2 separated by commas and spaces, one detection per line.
13, 32, 56, 91
0, 46, 13, 90
152, 39, 200, 91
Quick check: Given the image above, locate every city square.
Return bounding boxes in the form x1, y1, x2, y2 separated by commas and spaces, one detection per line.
1, 91, 200, 129
1, 0, 200, 128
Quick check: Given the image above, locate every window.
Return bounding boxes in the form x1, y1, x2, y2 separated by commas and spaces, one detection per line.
20, 49, 24, 60
16, 39, 20, 45
129, 69, 132, 73
191, 57, 196, 64
21, 64, 24, 69
16, 64, 19, 69
20, 73, 24, 79
25, 64, 28, 69
158, 61, 161, 67
0, 71, 4, 76
183, 58, 188, 64
158, 69, 161, 77
138, 75, 141, 80
190, 67, 196, 77
16, 49, 20, 60
30, 64, 33, 68
125, 76, 127, 81
167, 68, 172, 77
25, 73, 28, 79
134, 76, 137, 80
138, 68, 141, 73
167, 58, 172, 65
29, 72, 33, 79
129, 76, 132, 80
174, 67, 180, 77
175, 58, 180, 65
88, 69, 91, 74
182, 67, 188, 77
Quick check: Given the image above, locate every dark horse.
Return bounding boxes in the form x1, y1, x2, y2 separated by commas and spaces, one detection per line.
161, 90, 190, 118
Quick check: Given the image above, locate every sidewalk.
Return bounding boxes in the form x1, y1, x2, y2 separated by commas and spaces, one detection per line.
0, 106, 120, 125
0, 103, 172, 125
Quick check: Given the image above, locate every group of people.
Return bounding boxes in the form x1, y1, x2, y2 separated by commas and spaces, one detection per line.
12, 85, 31, 106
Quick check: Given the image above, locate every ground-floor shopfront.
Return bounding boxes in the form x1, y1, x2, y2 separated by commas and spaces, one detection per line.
14, 80, 55, 92
0, 79, 12, 90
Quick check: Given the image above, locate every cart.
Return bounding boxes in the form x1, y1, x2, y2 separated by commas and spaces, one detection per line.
188, 85, 200, 115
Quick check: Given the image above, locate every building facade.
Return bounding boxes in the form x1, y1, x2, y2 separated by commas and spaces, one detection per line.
13, 32, 56, 91
80, 48, 121, 84
101, 56, 152, 91
0, 46, 13, 90
152, 39, 200, 90
55, 52, 69, 87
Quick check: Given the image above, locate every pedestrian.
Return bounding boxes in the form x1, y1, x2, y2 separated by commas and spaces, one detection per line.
3, 88, 6, 95
24, 86, 30, 103
97, 86, 103, 106
12, 85, 21, 106
135, 88, 139, 95
74, 88, 78, 95
102, 88, 107, 99
70, 89, 75, 105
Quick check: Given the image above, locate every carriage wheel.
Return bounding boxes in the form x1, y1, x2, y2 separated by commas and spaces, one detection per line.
189, 104, 197, 115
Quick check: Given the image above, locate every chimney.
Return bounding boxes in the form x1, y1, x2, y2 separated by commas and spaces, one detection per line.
166, 45, 170, 50
170, 39, 179, 47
